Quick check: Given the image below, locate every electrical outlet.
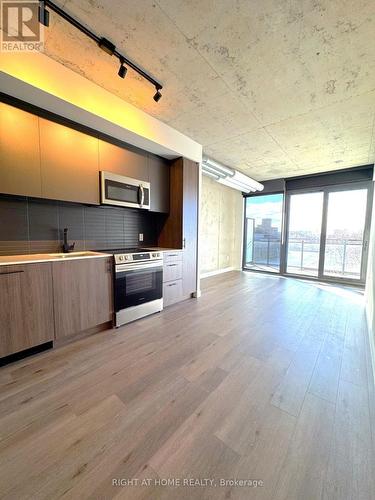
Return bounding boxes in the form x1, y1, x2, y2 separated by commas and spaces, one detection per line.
139, 233, 144, 242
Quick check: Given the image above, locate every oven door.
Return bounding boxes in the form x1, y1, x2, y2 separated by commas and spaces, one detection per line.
100, 171, 150, 209
115, 261, 163, 312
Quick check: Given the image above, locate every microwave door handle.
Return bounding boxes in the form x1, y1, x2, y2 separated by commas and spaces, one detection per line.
139, 185, 145, 206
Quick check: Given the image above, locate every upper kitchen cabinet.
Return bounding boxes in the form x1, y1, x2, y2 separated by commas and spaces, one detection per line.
39, 119, 100, 205
158, 157, 198, 296
98, 139, 149, 182
0, 103, 42, 198
148, 155, 170, 213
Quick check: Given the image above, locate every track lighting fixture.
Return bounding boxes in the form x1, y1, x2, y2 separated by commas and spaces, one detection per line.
38, 2, 50, 27
118, 59, 127, 79
98, 37, 116, 56
153, 89, 162, 102
39, 1, 163, 101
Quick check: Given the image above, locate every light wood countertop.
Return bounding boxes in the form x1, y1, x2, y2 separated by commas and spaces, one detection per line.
0, 251, 112, 266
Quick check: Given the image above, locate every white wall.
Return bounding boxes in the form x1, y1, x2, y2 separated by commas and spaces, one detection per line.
200, 176, 243, 276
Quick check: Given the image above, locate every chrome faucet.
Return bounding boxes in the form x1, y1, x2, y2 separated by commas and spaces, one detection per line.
62, 228, 75, 253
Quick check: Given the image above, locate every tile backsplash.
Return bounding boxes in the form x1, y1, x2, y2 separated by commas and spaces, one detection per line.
0, 195, 165, 255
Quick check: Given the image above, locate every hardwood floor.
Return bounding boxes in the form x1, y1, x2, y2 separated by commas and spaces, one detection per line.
0, 271, 374, 499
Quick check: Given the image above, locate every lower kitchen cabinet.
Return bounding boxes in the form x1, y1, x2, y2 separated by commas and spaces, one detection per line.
52, 257, 113, 340
163, 280, 183, 307
163, 250, 185, 307
0, 263, 54, 357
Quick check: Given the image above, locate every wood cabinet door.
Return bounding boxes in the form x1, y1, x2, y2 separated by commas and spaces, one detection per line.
182, 159, 198, 296
158, 158, 183, 248
0, 103, 42, 198
52, 257, 113, 339
39, 119, 100, 204
0, 263, 54, 357
98, 140, 149, 182
148, 155, 169, 213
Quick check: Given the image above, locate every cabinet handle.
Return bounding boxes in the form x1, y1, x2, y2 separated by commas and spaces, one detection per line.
168, 254, 179, 257
167, 264, 177, 267
183, 238, 186, 249
0, 270, 24, 276
167, 283, 176, 287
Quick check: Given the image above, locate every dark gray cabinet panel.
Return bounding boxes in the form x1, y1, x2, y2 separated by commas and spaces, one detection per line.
148, 155, 169, 213
98, 140, 149, 182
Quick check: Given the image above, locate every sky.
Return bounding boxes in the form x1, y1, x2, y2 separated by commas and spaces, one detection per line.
246, 194, 283, 230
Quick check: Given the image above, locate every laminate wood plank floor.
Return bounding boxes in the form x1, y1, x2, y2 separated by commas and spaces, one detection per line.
0, 272, 374, 500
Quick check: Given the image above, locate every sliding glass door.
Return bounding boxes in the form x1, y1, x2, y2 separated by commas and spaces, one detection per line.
323, 188, 368, 280
244, 194, 283, 273
286, 192, 324, 277
285, 183, 371, 283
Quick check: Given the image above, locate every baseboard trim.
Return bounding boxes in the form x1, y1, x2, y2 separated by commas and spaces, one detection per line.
200, 267, 236, 279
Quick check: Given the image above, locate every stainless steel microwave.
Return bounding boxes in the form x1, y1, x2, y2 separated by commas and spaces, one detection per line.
100, 171, 150, 209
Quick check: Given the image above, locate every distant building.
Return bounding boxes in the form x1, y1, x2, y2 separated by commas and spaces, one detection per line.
255, 218, 280, 240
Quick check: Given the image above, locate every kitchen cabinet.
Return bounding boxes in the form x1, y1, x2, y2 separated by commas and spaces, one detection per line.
98, 140, 149, 182
39, 118, 100, 204
0, 103, 169, 212
148, 155, 170, 213
163, 260, 183, 282
158, 157, 198, 299
163, 251, 184, 307
52, 257, 113, 340
0, 263, 54, 357
0, 102, 42, 198
182, 159, 199, 296
163, 280, 183, 307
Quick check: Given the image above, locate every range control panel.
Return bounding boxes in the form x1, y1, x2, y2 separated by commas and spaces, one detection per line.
115, 252, 161, 265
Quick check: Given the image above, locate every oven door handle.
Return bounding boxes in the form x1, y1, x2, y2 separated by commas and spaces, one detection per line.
115, 261, 163, 273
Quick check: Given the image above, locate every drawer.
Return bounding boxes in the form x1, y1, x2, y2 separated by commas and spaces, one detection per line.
163, 260, 183, 282
163, 279, 183, 307
164, 251, 183, 263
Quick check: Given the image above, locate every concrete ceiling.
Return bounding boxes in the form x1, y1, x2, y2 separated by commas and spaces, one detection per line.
43, 0, 375, 180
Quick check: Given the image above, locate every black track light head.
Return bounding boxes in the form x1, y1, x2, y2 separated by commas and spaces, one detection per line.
98, 37, 116, 55
118, 60, 127, 79
39, 2, 50, 27
153, 89, 162, 102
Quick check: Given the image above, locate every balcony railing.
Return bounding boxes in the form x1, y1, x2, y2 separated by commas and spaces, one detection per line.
245, 238, 363, 277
